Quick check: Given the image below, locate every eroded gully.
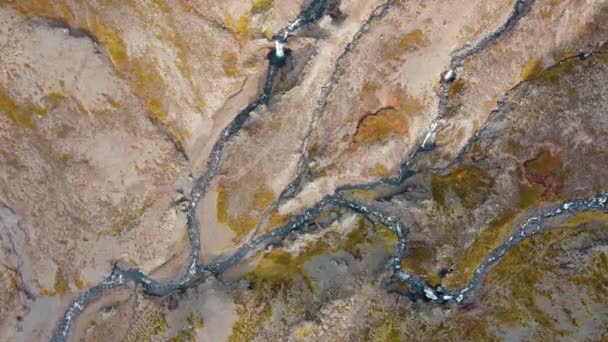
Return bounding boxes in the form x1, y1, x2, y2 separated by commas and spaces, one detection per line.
52, 0, 608, 340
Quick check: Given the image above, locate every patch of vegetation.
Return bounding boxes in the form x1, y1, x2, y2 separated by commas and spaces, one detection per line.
401, 241, 440, 286
561, 211, 608, 227
523, 149, 566, 196
430, 164, 494, 210
217, 178, 275, 238
573, 249, 608, 302
54, 266, 69, 295
443, 210, 517, 288
74, 276, 86, 290
345, 189, 379, 202
353, 109, 409, 145
399, 29, 426, 51
124, 307, 168, 342
222, 51, 239, 77
229, 295, 272, 342
111, 195, 154, 235
483, 228, 592, 335
0, 86, 47, 129
251, 0, 273, 13
169, 311, 205, 342
447, 78, 466, 102
521, 57, 544, 81
518, 182, 546, 209
369, 163, 390, 177
93, 22, 128, 69
375, 224, 398, 251
249, 217, 375, 291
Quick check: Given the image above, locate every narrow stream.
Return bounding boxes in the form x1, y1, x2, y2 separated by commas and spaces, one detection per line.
50, 0, 606, 340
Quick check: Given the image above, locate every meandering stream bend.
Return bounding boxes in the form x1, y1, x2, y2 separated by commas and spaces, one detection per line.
51, 0, 607, 340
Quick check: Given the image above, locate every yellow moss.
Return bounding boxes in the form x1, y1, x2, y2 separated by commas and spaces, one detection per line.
93, 21, 128, 69
229, 296, 272, 342
265, 26, 274, 41
249, 243, 324, 291
0, 86, 36, 128
540, 9, 551, 19
375, 224, 398, 251
251, 0, 273, 13
169, 311, 205, 342
124, 307, 168, 342
370, 163, 390, 177
146, 97, 167, 122
54, 266, 69, 296
222, 51, 239, 77
74, 277, 86, 290
572, 250, 608, 301
112, 196, 154, 235
561, 211, 608, 227
217, 179, 276, 238
401, 241, 440, 286
399, 29, 426, 52
346, 189, 378, 202
293, 324, 314, 340
518, 182, 546, 209
443, 210, 518, 288
521, 58, 544, 81
483, 228, 594, 333
250, 217, 375, 290
354, 109, 409, 145
431, 165, 494, 210
235, 14, 250, 37
0, 268, 18, 306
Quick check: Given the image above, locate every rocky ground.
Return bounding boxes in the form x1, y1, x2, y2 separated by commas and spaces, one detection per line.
0, 0, 607, 341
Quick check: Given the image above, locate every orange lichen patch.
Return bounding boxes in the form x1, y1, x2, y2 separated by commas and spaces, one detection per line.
521, 58, 544, 81
93, 21, 128, 69
430, 165, 494, 210
523, 149, 566, 196
443, 210, 517, 288
217, 177, 276, 238
353, 109, 409, 145
401, 241, 440, 286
